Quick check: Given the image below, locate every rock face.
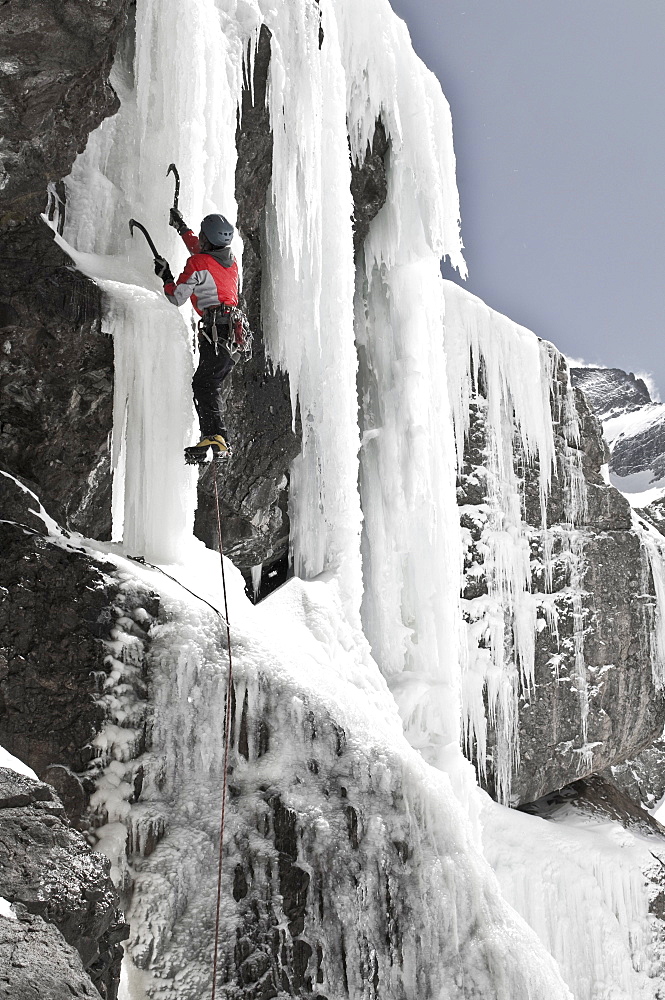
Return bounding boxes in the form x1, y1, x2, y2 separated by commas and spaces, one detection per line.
0, 0, 129, 225
0, 0, 132, 539
0, 473, 157, 994
529, 772, 665, 837
349, 121, 389, 254
570, 367, 652, 420
0, 907, 102, 1000
0, 8, 135, 991
0, 220, 114, 538
0, 768, 127, 999
459, 349, 665, 805
604, 739, 665, 810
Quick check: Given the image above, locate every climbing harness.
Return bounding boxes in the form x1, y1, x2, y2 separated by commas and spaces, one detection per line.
199, 305, 253, 359
211, 471, 234, 1000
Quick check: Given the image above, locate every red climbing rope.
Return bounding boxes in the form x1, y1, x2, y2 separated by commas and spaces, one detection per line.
211, 471, 234, 1000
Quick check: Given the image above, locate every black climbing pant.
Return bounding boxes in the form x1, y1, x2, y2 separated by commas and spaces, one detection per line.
192, 337, 235, 438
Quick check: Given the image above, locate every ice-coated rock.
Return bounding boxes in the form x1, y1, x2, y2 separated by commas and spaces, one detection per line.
449, 289, 665, 805
0, 0, 133, 538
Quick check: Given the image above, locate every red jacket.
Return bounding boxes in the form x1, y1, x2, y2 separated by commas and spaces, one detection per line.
164, 230, 238, 316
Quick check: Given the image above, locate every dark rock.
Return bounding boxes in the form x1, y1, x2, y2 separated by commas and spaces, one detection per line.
0, 906, 100, 1000
638, 496, 665, 538
510, 526, 664, 805
567, 773, 665, 834
0, 521, 114, 782
571, 365, 665, 484
604, 738, 665, 809
0, 0, 131, 537
612, 416, 665, 482
0, 500, 155, 829
350, 120, 389, 254
42, 765, 87, 827
0, 219, 113, 537
522, 769, 665, 837
460, 347, 665, 804
0, 0, 131, 225
0, 768, 127, 998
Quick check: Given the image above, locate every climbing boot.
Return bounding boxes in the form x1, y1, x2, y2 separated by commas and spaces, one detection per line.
184, 434, 231, 465
210, 434, 231, 461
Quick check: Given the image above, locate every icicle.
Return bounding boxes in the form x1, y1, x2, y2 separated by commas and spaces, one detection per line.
251, 562, 263, 600
443, 284, 588, 801
261, 0, 363, 622
357, 257, 465, 763
634, 513, 665, 690
484, 797, 659, 1000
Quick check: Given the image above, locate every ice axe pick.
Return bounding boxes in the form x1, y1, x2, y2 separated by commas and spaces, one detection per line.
167, 163, 180, 211
128, 218, 162, 259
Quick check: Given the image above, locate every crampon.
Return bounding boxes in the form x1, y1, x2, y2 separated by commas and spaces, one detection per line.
184, 434, 231, 465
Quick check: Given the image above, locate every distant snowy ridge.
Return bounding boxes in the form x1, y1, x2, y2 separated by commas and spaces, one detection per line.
571, 365, 665, 497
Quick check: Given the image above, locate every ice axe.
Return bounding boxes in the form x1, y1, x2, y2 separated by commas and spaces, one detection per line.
128, 218, 162, 259
167, 163, 180, 211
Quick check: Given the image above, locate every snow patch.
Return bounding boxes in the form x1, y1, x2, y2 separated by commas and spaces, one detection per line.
0, 745, 38, 782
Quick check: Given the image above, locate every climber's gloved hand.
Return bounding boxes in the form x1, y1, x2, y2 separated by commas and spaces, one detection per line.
154, 257, 174, 283
169, 207, 188, 235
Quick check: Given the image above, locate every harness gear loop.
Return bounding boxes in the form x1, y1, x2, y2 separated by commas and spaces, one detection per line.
198, 306, 253, 360
211, 472, 234, 1000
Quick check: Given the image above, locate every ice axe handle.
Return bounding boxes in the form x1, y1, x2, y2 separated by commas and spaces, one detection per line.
167, 163, 180, 210
128, 218, 161, 259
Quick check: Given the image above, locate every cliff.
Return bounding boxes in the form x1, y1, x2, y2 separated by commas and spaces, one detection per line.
2, 1, 665, 998
0, 767, 126, 999
448, 299, 665, 805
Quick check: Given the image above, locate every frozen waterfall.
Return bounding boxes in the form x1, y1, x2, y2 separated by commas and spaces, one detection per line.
52, 0, 665, 997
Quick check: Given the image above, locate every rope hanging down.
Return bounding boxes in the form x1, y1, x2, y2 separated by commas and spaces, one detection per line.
211, 471, 234, 1000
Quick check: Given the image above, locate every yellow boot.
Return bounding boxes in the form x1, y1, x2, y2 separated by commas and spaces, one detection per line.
184, 434, 230, 465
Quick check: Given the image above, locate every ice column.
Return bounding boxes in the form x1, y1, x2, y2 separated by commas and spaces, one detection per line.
262, 0, 363, 621
336, 1, 467, 763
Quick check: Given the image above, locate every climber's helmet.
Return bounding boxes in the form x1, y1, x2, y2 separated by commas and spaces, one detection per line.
200, 213, 234, 249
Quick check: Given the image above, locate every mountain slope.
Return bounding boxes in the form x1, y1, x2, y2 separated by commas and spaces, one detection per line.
571, 366, 665, 493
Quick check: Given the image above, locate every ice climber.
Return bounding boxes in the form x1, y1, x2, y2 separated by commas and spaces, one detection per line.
154, 209, 240, 464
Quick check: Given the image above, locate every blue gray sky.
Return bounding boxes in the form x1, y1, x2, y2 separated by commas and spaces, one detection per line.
389, 0, 665, 394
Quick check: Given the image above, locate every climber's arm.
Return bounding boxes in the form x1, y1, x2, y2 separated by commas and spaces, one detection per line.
170, 208, 201, 254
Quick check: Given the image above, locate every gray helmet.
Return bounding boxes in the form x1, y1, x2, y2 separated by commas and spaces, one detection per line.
200, 213, 234, 247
